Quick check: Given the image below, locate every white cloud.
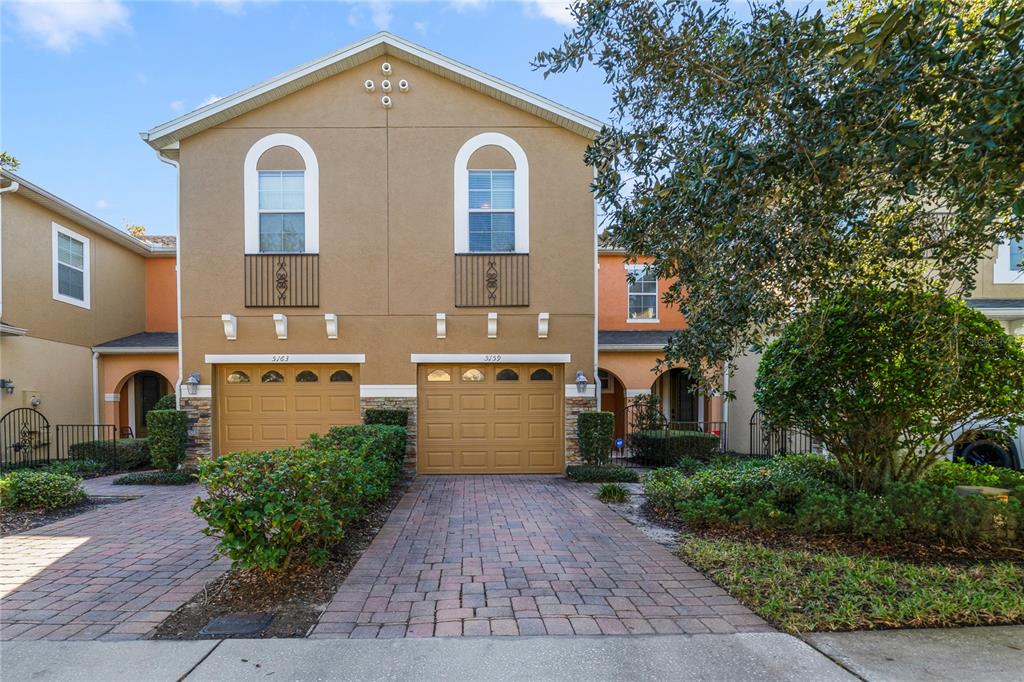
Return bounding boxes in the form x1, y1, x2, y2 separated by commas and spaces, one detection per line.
169, 100, 185, 113
9, 0, 130, 52
348, 0, 391, 30
95, 198, 111, 210
449, 0, 484, 10
524, 0, 575, 26
199, 94, 223, 107
414, 20, 428, 35
209, 0, 246, 15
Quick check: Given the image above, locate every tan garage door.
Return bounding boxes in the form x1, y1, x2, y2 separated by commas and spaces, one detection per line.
418, 364, 563, 474
217, 364, 360, 454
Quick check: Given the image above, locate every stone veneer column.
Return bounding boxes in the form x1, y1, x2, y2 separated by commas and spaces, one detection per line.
564, 394, 598, 465
360, 396, 417, 467
179, 395, 212, 466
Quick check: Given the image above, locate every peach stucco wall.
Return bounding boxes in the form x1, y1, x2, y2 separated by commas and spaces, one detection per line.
146, 257, 177, 332
598, 253, 686, 331
597, 351, 665, 391
100, 354, 178, 427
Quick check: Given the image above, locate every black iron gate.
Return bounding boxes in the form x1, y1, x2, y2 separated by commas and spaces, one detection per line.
748, 410, 816, 457
0, 408, 52, 470
610, 394, 727, 468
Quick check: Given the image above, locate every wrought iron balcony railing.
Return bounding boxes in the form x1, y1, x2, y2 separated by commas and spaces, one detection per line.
244, 253, 319, 308
454, 253, 530, 307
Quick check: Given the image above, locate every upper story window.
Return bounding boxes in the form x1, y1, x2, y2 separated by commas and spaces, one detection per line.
627, 265, 658, 322
994, 237, 1024, 284
244, 133, 319, 254
468, 170, 515, 252
258, 171, 305, 253
52, 223, 90, 309
454, 132, 529, 254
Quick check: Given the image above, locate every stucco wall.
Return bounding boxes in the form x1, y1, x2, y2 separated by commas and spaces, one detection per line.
1, 192, 147, 347
597, 351, 665, 391
0, 335, 93, 425
176, 55, 596, 388
145, 258, 177, 332
725, 352, 761, 456
99, 353, 178, 427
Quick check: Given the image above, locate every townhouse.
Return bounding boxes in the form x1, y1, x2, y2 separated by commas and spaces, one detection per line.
141, 33, 600, 473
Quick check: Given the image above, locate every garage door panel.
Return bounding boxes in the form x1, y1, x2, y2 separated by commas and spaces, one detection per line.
418, 364, 563, 474
218, 364, 360, 455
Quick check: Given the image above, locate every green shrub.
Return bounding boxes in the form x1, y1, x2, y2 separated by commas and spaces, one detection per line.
565, 465, 639, 483
756, 286, 1024, 492
113, 471, 196, 486
597, 482, 630, 504
193, 444, 400, 571
644, 455, 1024, 547
147, 410, 187, 472
364, 408, 409, 427
304, 424, 407, 463
45, 458, 108, 478
0, 470, 86, 510
67, 438, 150, 471
153, 394, 177, 411
925, 461, 1024, 502
577, 412, 614, 466
630, 429, 721, 465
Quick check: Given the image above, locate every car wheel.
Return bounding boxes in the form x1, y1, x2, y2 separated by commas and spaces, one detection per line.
960, 439, 1012, 468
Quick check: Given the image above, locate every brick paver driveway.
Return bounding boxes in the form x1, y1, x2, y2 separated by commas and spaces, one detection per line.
0, 475, 227, 641
312, 475, 769, 638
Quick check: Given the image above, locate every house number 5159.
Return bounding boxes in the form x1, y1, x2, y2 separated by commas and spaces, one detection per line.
484, 354, 501, 362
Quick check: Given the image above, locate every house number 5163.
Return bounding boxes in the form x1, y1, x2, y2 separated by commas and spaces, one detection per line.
272, 355, 290, 363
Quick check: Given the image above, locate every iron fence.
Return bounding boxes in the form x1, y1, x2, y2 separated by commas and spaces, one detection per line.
244, 253, 320, 307
609, 395, 727, 468
1, 408, 123, 471
748, 410, 817, 458
454, 253, 530, 307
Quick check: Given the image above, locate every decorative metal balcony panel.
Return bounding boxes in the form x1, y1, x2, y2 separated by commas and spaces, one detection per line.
244, 254, 319, 308
454, 253, 529, 307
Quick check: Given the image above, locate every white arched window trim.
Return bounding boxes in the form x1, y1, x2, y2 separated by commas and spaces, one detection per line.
454, 132, 529, 254
244, 133, 319, 254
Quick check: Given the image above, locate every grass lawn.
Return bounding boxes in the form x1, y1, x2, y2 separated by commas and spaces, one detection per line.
678, 536, 1024, 633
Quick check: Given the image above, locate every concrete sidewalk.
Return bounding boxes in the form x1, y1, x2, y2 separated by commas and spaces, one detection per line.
1, 632, 851, 681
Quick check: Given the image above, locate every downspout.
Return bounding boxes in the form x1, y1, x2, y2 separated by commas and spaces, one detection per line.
154, 148, 183, 408
722, 360, 730, 449
92, 351, 100, 424
0, 179, 19, 321
592, 168, 600, 412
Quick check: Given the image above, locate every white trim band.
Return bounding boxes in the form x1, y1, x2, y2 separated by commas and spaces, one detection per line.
411, 353, 571, 364
205, 354, 366, 364
178, 384, 213, 398
360, 384, 417, 398
565, 384, 597, 398
104, 393, 120, 402
625, 388, 652, 397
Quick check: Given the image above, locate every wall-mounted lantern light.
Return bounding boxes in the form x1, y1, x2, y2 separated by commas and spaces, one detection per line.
0, 379, 14, 395
185, 372, 201, 396
575, 370, 588, 394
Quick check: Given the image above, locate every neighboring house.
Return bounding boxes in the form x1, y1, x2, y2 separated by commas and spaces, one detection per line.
0, 169, 178, 456
726, 238, 1024, 456
140, 32, 600, 473
596, 245, 724, 443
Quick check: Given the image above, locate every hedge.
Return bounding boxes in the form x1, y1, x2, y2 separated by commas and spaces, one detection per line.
364, 408, 409, 427
66, 438, 150, 471
152, 394, 177, 411
565, 465, 639, 483
113, 471, 196, 486
0, 470, 86, 510
577, 411, 614, 466
147, 410, 187, 471
305, 424, 407, 463
194, 426, 404, 570
630, 429, 720, 465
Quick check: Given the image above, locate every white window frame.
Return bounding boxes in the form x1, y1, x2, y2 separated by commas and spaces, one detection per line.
626, 264, 658, 323
993, 238, 1024, 284
256, 170, 306, 253
52, 222, 90, 309
244, 133, 319, 254
454, 132, 529, 254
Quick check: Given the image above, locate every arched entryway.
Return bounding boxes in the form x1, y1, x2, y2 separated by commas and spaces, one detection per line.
651, 367, 702, 426
597, 368, 627, 441
115, 370, 173, 437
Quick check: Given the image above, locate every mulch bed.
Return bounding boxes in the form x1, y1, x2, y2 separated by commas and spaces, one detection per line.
642, 502, 1024, 565
151, 473, 414, 640
0, 497, 128, 537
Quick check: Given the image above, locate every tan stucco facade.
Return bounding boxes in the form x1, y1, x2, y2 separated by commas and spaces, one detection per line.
0, 336, 94, 426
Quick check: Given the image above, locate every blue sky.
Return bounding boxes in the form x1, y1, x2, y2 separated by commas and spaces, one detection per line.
2, 1, 821, 236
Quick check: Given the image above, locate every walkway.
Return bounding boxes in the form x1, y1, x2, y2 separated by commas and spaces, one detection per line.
311, 475, 770, 638
0, 475, 228, 641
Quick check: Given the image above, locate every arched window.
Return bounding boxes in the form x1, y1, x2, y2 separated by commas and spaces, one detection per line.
496, 368, 519, 381
226, 370, 250, 384
296, 370, 319, 383
530, 368, 553, 381
454, 133, 529, 254
261, 370, 284, 383
461, 368, 485, 382
330, 369, 353, 382
244, 133, 319, 254
427, 369, 451, 382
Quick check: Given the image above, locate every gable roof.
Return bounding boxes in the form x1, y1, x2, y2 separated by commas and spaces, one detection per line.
141, 32, 604, 154
1, 170, 175, 258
